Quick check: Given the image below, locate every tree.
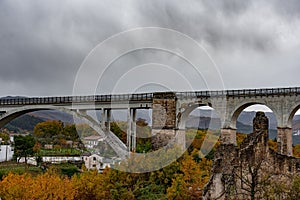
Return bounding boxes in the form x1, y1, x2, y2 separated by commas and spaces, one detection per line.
0, 171, 76, 200
64, 124, 80, 142
0, 132, 10, 143
136, 118, 152, 153
110, 121, 127, 143
14, 135, 36, 164
167, 151, 212, 199
33, 120, 64, 139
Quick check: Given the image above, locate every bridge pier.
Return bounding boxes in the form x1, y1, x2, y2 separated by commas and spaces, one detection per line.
220, 128, 237, 145
151, 92, 179, 150
127, 108, 137, 152
101, 109, 111, 131
277, 127, 293, 156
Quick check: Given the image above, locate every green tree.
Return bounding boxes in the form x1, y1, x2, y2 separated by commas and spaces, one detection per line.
0, 132, 10, 144
64, 124, 80, 142
136, 118, 152, 153
14, 135, 36, 164
110, 122, 127, 143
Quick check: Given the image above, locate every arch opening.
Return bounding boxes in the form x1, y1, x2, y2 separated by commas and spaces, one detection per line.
181, 105, 221, 159
234, 104, 278, 149
290, 107, 300, 157
0, 108, 128, 162
0, 109, 91, 165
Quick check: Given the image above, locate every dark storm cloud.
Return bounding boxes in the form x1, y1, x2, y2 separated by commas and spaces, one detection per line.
0, 0, 299, 96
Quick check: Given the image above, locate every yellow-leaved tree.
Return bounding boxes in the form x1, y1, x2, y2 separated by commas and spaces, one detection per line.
167, 150, 212, 200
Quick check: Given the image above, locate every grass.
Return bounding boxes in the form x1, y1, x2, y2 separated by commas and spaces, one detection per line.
0, 161, 42, 179
37, 148, 82, 156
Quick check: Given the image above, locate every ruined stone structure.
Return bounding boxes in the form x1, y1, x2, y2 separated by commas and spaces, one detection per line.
203, 112, 300, 199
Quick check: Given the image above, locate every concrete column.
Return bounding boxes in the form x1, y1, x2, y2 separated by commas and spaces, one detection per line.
277, 127, 293, 156
131, 109, 137, 152
175, 129, 186, 152
220, 128, 237, 145
106, 109, 111, 131
101, 109, 105, 129
126, 108, 132, 151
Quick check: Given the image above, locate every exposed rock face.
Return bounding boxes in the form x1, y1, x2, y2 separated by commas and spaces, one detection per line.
203, 112, 300, 199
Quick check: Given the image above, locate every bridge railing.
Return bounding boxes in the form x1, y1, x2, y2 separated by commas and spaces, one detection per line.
0, 93, 153, 106
176, 87, 300, 99
1, 87, 300, 105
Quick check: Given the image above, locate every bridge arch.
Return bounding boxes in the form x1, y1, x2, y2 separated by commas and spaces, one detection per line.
0, 105, 129, 158
229, 101, 279, 130
287, 103, 300, 129
0, 106, 70, 128
178, 102, 216, 130
177, 102, 221, 157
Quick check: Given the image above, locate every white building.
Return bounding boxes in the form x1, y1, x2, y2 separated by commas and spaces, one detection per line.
82, 135, 105, 149
81, 153, 120, 172
0, 145, 14, 162
18, 156, 82, 165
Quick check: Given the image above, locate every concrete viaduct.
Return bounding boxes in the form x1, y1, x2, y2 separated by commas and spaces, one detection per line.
1, 87, 300, 158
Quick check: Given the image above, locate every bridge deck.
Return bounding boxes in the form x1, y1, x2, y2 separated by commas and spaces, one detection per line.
1, 87, 300, 106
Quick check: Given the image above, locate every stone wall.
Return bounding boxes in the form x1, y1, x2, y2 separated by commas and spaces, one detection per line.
203, 112, 300, 199
151, 92, 177, 150
152, 92, 177, 129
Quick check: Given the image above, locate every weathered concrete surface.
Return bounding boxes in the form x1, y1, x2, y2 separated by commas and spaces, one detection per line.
203, 112, 300, 199
151, 92, 177, 150
277, 127, 293, 156
152, 92, 177, 129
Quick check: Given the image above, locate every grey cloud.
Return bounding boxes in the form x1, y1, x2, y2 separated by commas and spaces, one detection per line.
134, 0, 280, 52
0, 0, 300, 96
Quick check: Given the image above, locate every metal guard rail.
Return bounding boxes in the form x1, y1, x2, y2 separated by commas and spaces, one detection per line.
176, 87, 300, 98
0, 93, 153, 105
0, 87, 299, 105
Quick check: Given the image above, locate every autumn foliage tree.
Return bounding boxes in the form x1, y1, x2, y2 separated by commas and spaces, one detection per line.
1, 129, 218, 199
33, 120, 80, 147
0, 169, 76, 200
167, 150, 212, 199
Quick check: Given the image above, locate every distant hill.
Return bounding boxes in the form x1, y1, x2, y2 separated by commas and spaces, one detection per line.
237, 111, 277, 130
186, 113, 278, 139
29, 110, 75, 123
0, 96, 28, 99
187, 110, 299, 142
2, 108, 300, 143
3, 114, 44, 133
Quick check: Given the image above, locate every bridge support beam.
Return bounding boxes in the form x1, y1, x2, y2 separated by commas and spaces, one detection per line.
220, 128, 237, 145
127, 108, 137, 152
277, 127, 293, 156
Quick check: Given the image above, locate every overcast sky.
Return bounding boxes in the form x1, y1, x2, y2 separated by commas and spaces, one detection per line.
1, 0, 300, 97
